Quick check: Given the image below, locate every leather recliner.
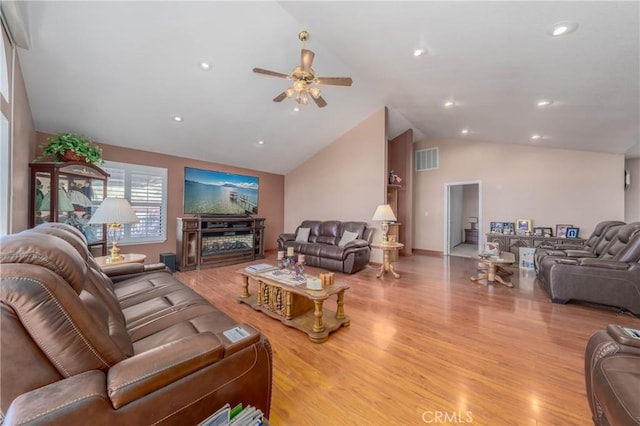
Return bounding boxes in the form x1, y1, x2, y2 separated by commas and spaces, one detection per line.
277, 220, 374, 274
1, 223, 272, 425
538, 222, 640, 315
534, 220, 625, 273
585, 325, 640, 425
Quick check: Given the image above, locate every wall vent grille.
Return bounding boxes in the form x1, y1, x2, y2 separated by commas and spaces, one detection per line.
415, 147, 439, 171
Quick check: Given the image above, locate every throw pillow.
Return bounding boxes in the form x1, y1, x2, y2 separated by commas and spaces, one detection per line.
296, 227, 311, 242
338, 230, 359, 247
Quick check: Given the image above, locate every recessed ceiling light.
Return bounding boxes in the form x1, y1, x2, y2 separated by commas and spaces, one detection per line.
537, 99, 554, 107
413, 48, 426, 57
444, 100, 456, 108
172, 116, 183, 122
548, 21, 578, 37
461, 129, 470, 135
531, 134, 542, 140
257, 140, 265, 145
293, 107, 300, 112
199, 61, 211, 70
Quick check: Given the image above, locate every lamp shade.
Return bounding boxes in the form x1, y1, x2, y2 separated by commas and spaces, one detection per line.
88, 197, 139, 225
372, 204, 397, 222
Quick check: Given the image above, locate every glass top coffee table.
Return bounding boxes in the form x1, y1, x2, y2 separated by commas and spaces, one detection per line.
237, 266, 350, 343
470, 252, 516, 287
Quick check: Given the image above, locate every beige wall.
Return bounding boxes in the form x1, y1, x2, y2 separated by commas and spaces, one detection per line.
625, 158, 640, 222
414, 138, 625, 252
35, 132, 285, 262
284, 108, 387, 262
3, 22, 35, 233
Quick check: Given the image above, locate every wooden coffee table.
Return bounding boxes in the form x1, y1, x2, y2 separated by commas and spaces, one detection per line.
237, 267, 350, 343
470, 252, 516, 287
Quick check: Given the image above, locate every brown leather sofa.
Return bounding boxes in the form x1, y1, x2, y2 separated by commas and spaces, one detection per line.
534, 220, 625, 273
277, 220, 373, 274
1, 223, 272, 425
585, 325, 640, 425
538, 222, 640, 315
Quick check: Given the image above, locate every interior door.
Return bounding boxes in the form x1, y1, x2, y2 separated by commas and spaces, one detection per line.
449, 185, 463, 248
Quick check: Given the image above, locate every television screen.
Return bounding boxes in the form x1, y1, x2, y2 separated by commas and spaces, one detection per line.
183, 167, 259, 215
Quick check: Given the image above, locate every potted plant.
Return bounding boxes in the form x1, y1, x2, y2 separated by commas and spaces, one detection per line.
40, 132, 104, 165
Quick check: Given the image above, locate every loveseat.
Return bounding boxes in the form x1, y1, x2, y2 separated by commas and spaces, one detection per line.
537, 222, 640, 315
585, 325, 640, 426
1, 223, 272, 425
277, 220, 374, 274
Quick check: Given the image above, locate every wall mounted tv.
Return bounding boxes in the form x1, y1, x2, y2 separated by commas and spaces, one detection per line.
183, 167, 259, 216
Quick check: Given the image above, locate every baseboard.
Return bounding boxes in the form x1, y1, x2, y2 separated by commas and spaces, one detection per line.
412, 249, 444, 257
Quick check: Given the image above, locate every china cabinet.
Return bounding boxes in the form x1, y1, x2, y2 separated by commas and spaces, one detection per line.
29, 161, 109, 256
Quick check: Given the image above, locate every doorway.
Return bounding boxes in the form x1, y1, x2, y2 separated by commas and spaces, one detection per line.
443, 181, 482, 257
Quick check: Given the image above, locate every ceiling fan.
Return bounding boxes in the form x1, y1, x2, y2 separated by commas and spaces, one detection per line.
253, 30, 352, 108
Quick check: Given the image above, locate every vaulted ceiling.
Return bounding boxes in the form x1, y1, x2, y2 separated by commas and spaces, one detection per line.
8, 1, 639, 174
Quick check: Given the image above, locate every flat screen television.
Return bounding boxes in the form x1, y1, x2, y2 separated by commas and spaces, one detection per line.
183, 167, 259, 216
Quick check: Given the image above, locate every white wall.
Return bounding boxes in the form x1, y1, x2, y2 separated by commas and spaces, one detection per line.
625, 158, 640, 222
285, 108, 387, 262
413, 138, 625, 251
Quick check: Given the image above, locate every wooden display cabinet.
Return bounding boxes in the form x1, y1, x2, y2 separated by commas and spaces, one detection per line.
29, 162, 109, 256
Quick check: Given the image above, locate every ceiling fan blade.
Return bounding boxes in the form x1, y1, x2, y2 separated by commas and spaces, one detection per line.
316, 77, 353, 86
313, 95, 327, 108
301, 49, 315, 72
273, 92, 287, 102
253, 68, 289, 79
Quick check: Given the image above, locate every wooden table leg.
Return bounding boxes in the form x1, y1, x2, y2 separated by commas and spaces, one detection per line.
313, 299, 325, 333
240, 275, 250, 298
470, 273, 488, 282
376, 262, 385, 278
388, 262, 400, 278
493, 274, 514, 288
335, 290, 350, 326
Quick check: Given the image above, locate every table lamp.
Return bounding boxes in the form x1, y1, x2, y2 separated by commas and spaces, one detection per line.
88, 197, 139, 261
372, 204, 397, 242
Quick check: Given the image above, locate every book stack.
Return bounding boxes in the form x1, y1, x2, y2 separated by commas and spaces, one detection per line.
245, 263, 275, 273
199, 403, 266, 426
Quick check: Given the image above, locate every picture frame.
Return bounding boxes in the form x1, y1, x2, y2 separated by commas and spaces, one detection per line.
490, 222, 504, 234
556, 224, 573, 238
542, 227, 553, 237
516, 219, 532, 235
502, 222, 515, 235
566, 227, 580, 239
533, 227, 544, 237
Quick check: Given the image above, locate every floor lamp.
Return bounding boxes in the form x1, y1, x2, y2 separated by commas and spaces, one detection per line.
88, 197, 139, 261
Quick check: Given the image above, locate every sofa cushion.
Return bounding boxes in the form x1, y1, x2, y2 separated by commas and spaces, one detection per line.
338, 231, 359, 247
339, 222, 368, 239
296, 227, 311, 242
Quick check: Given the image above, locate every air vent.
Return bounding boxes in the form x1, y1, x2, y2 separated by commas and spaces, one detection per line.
415, 148, 439, 171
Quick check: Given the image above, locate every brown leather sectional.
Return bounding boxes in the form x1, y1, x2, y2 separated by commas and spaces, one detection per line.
536, 221, 640, 315
585, 325, 640, 426
277, 220, 374, 274
0, 223, 272, 425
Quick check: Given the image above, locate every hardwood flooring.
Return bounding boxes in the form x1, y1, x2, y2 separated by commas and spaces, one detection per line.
176, 254, 639, 426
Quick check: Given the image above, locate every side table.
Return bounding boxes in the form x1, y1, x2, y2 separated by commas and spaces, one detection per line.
371, 242, 404, 278
95, 253, 146, 268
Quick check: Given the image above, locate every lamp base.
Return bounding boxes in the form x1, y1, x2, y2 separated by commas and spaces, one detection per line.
107, 243, 123, 262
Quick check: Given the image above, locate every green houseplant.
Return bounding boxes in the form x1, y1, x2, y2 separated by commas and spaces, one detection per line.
41, 132, 104, 165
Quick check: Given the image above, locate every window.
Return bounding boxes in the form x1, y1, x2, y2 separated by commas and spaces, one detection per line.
102, 161, 167, 245
415, 147, 439, 171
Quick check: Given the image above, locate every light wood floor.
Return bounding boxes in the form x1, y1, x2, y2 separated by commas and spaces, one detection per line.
176, 254, 639, 426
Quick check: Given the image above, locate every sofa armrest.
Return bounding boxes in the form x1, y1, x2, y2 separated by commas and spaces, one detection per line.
553, 243, 584, 250
607, 324, 640, 348
343, 238, 369, 249
4, 370, 109, 425
279, 233, 295, 242
107, 333, 224, 409
555, 258, 579, 265
576, 258, 631, 270
105, 263, 170, 282
563, 250, 596, 258
543, 249, 567, 257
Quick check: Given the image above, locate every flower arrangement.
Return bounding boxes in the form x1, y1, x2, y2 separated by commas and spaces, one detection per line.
39, 132, 104, 165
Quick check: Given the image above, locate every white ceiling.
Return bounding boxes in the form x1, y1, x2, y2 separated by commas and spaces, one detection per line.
9, 1, 640, 175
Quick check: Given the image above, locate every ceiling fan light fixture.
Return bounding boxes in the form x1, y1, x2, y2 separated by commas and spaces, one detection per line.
296, 91, 309, 105
285, 87, 295, 97
309, 86, 321, 99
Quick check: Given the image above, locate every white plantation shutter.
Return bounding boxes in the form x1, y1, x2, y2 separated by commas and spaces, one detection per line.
103, 161, 167, 244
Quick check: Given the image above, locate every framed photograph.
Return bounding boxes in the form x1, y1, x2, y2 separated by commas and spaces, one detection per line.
543, 227, 553, 237
533, 227, 544, 237
566, 227, 580, 239
516, 219, 532, 235
502, 222, 515, 235
490, 222, 504, 233
556, 224, 573, 238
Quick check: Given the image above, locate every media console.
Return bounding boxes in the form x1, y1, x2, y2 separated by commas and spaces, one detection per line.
177, 216, 265, 270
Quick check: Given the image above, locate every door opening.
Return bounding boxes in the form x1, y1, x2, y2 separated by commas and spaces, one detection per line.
443, 181, 482, 257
